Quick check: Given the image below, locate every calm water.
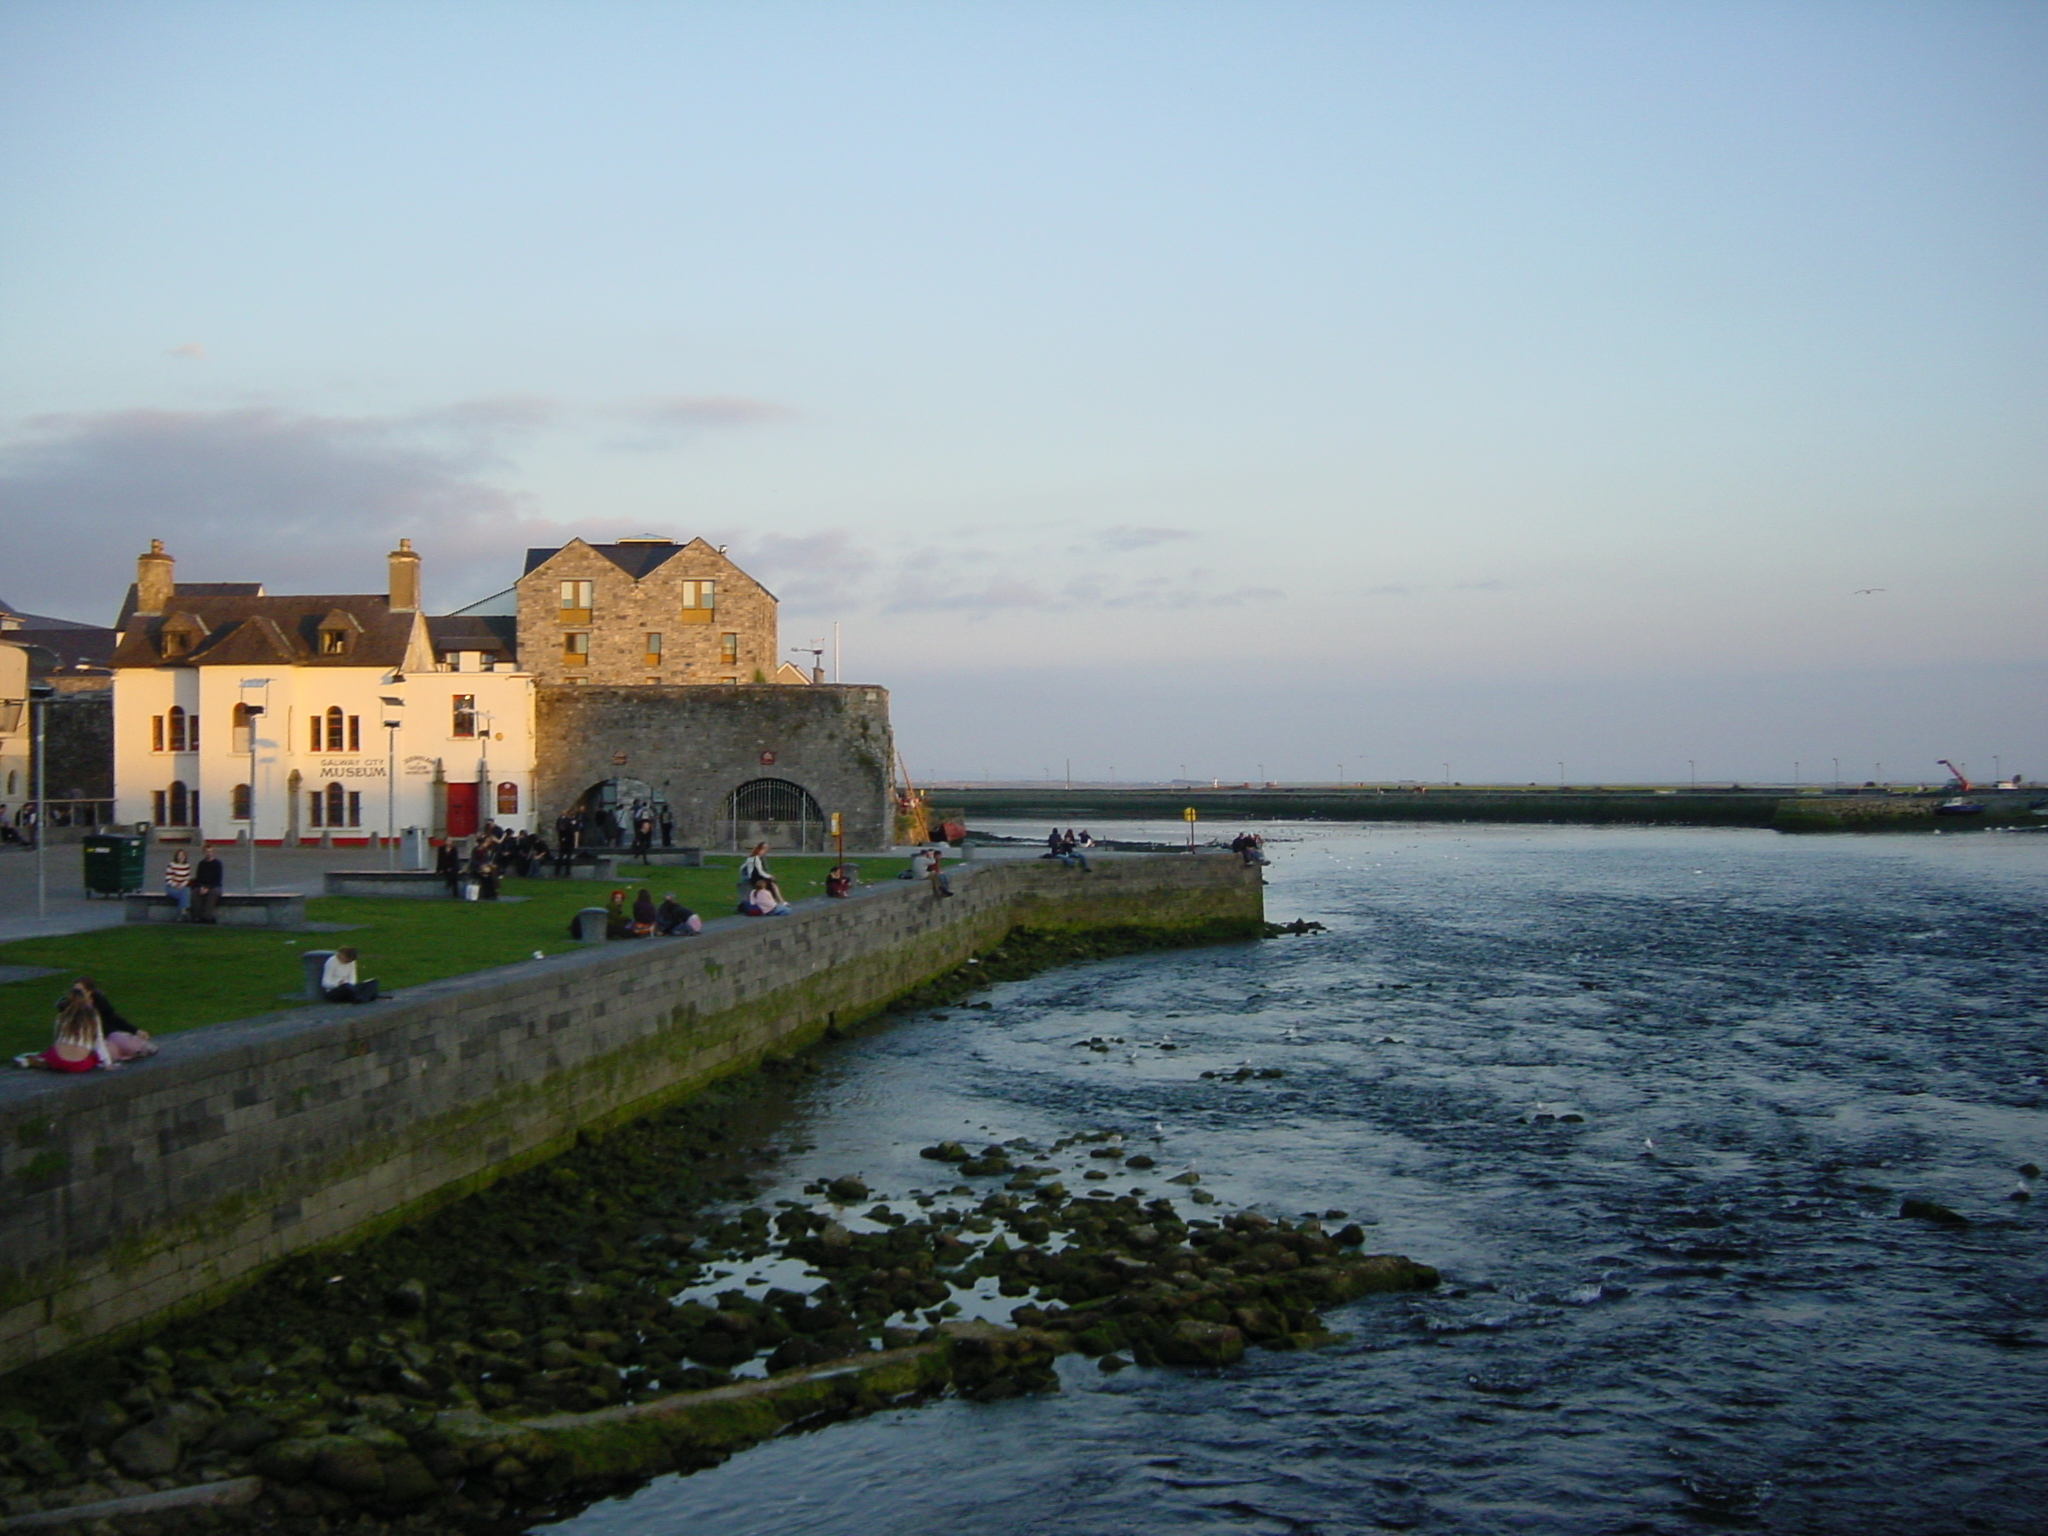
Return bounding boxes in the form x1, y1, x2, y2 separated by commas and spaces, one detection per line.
543, 822, 2048, 1536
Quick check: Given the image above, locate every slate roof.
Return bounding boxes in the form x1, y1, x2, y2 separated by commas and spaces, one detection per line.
522, 540, 691, 580
109, 593, 419, 670
426, 615, 519, 663
114, 582, 264, 630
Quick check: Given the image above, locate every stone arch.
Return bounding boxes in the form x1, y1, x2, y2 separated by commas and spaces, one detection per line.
725, 777, 824, 851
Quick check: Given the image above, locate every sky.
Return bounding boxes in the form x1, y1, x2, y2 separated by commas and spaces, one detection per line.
2, 1, 2042, 786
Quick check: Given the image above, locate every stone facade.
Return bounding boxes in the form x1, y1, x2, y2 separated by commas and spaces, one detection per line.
536, 683, 893, 850
0, 854, 1263, 1375
515, 538, 778, 688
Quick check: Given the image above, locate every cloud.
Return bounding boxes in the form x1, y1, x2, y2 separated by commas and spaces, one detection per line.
1096, 525, 1194, 552
603, 395, 793, 450
0, 403, 552, 619
167, 343, 206, 361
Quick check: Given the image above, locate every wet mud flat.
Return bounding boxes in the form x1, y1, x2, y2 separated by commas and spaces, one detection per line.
0, 923, 1425, 1536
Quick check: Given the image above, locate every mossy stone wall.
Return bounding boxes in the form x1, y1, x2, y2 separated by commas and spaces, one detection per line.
0, 853, 1261, 1378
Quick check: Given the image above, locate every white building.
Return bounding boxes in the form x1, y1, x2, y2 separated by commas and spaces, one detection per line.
0, 640, 28, 813
109, 540, 536, 846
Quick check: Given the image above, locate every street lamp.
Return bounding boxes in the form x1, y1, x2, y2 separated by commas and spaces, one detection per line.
1831, 757, 1840, 789
381, 695, 405, 868
238, 677, 269, 891
28, 682, 53, 919
1442, 762, 1450, 786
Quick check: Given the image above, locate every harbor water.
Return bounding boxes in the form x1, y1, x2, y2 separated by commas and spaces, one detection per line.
540, 821, 2048, 1535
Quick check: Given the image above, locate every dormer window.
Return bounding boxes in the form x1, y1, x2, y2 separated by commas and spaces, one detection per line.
159, 614, 207, 657
314, 607, 364, 658
163, 631, 191, 656
320, 628, 349, 655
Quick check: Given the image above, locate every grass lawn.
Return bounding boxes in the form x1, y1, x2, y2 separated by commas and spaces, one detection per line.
0, 854, 855, 1060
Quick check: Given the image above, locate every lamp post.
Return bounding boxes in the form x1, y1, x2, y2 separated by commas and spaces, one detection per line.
1442, 762, 1450, 786
1831, 757, 1840, 790
238, 677, 269, 891
381, 695, 405, 869
30, 682, 53, 919
1688, 759, 1696, 790
1558, 761, 1565, 789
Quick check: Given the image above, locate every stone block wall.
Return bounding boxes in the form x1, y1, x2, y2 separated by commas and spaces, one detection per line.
515, 541, 777, 687
535, 683, 893, 850
0, 853, 1262, 1378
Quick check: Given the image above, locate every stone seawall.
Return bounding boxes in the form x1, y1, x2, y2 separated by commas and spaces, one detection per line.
0, 854, 1262, 1378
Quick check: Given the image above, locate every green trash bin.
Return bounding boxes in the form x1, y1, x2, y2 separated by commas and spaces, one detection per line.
83, 833, 148, 898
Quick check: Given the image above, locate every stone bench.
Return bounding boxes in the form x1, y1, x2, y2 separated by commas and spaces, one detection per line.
323, 870, 452, 898
123, 892, 308, 928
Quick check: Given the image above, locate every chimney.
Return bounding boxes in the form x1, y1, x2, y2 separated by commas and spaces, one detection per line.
388, 537, 421, 612
136, 539, 174, 617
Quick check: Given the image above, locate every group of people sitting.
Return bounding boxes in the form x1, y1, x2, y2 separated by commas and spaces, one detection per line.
12, 979, 157, 1072
1230, 832, 1271, 866
161, 848, 227, 921
1043, 827, 1094, 871
605, 888, 705, 938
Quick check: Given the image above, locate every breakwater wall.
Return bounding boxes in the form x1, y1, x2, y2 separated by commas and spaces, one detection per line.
952, 786, 2048, 832
0, 854, 1262, 1379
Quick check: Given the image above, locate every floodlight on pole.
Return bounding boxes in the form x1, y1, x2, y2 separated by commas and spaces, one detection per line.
239, 679, 269, 890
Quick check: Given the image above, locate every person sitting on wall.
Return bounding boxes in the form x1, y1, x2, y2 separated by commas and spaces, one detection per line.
74, 976, 153, 1058
738, 843, 779, 904
654, 894, 702, 934
14, 984, 114, 1071
321, 947, 380, 1003
630, 888, 658, 936
191, 848, 225, 923
923, 846, 955, 897
739, 877, 792, 916
825, 865, 853, 898
163, 848, 194, 919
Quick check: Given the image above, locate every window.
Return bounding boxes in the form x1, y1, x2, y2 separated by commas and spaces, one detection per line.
452, 694, 477, 738
348, 714, 361, 753
310, 783, 362, 829
230, 783, 251, 821
167, 706, 190, 753
496, 781, 519, 815
644, 632, 663, 667
323, 706, 345, 753
231, 702, 253, 755
157, 780, 193, 826
563, 633, 590, 666
320, 628, 348, 655
719, 632, 740, 665
151, 715, 164, 752
678, 579, 716, 624
559, 580, 594, 622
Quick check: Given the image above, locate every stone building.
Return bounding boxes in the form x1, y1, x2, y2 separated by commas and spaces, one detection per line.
515, 537, 778, 687
108, 540, 536, 845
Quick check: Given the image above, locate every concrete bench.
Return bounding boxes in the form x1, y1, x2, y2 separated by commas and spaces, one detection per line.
323, 870, 451, 898
123, 892, 308, 928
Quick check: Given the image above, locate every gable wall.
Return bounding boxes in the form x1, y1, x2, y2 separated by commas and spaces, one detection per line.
515, 543, 778, 687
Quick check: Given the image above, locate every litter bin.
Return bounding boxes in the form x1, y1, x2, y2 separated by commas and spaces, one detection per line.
82, 833, 148, 897
401, 827, 431, 869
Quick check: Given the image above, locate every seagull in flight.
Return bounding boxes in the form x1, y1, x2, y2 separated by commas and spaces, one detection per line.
1852, 588, 1887, 595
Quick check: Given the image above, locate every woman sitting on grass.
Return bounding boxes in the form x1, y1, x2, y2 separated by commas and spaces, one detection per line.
738, 877, 792, 916
15, 984, 113, 1072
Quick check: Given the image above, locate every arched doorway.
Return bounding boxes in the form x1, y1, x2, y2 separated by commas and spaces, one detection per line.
725, 777, 824, 851
575, 777, 667, 848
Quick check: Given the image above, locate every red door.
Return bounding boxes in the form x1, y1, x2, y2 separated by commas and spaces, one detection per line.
446, 782, 479, 838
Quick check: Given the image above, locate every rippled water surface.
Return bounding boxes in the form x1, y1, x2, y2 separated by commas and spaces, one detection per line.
543, 823, 2048, 1536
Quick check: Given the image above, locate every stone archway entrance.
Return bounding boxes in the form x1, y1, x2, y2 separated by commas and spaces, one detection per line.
725, 777, 824, 851
575, 777, 666, 848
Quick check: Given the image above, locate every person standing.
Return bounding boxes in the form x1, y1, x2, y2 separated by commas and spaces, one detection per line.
191, 847, 225, 923
659, 808, 674, 849
631, 811, 654, 862
163, 849, 194, 919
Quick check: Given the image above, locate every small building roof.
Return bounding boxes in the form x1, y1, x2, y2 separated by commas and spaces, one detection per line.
109, 593, 418, 670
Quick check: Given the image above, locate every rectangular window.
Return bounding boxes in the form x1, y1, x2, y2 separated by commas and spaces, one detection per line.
680, 579, 716, 609
188, 714, 199, 752
347, 715, 361, 752
559, 579, 594, 622
644, 632, 662, 667
152, 716, 164, 753
320, 629, 347, 655
563, 632, 590, 666
452, 694, 477, 738
719, 632, 739, 665
347, 791, 362, 828
152, 790, 165, 823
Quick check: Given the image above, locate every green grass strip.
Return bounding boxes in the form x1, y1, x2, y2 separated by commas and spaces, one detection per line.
0, 855, 855, 1059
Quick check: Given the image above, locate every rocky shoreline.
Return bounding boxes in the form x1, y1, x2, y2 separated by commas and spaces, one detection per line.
0, 924, 1433, 1535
